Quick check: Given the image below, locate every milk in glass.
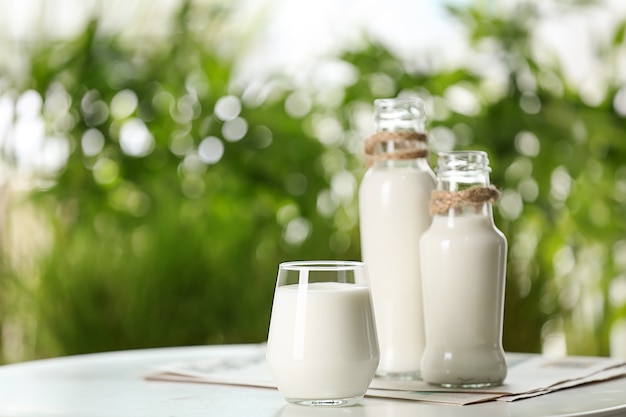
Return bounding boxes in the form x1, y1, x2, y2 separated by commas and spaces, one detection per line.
420, 151, 507, 388
266, 261, 379, 406
267, 283, 378, 400
359, 97, 435, 378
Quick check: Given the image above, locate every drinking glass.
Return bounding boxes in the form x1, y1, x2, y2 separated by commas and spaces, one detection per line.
266, 260, 379, 407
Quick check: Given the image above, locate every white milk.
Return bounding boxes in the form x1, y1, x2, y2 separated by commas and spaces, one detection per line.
420, 213, 507, 387
359, 166, 435, 376
266, 282, 379, 401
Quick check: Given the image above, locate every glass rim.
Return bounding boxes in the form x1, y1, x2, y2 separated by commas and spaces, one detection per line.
436, 150, 488, 158
436, 150, 491, 173
374, 96, 425, 108
279, 260, 366, 271
374, 97, 426, 120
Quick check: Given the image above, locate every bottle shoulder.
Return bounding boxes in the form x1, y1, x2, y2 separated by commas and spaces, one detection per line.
425, 214, 506, 239
362, 165, 436, 182
359, 169, 436, 197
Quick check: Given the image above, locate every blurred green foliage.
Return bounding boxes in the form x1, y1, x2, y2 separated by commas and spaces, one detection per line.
1, 0, 625, 362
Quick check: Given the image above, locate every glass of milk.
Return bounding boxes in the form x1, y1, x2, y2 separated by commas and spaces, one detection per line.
266, 261, 379, 407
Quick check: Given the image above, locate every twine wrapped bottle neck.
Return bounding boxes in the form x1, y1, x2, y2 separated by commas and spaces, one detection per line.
429, 185, 500, 215
363, 131, 429, 164
430, 150, 499, 216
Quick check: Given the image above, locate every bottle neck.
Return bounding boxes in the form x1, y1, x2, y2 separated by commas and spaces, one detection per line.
438, 166, 491, 191
438, 175, 493, 218
433, 151, 495, 218
369, 97, 428, 165
370, 139, 430, 168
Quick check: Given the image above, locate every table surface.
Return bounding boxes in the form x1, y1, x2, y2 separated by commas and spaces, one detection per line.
1, 344, 625, 417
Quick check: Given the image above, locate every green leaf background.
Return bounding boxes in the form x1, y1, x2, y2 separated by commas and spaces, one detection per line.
1, 0, 625, 362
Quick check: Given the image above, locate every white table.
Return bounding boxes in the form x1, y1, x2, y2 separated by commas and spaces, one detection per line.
0, 344, 625, 417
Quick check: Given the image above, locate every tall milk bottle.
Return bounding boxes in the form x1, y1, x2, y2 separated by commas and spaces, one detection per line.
420, 150, 507, 388
358, 97, 436, 379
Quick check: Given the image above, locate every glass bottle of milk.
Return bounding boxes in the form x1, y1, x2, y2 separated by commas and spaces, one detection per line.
420, 150, 507, 388
358, 97, 436, 379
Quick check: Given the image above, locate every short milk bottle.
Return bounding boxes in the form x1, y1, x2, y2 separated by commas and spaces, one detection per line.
420, 150, 507, 388
358, 97, 436, 379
